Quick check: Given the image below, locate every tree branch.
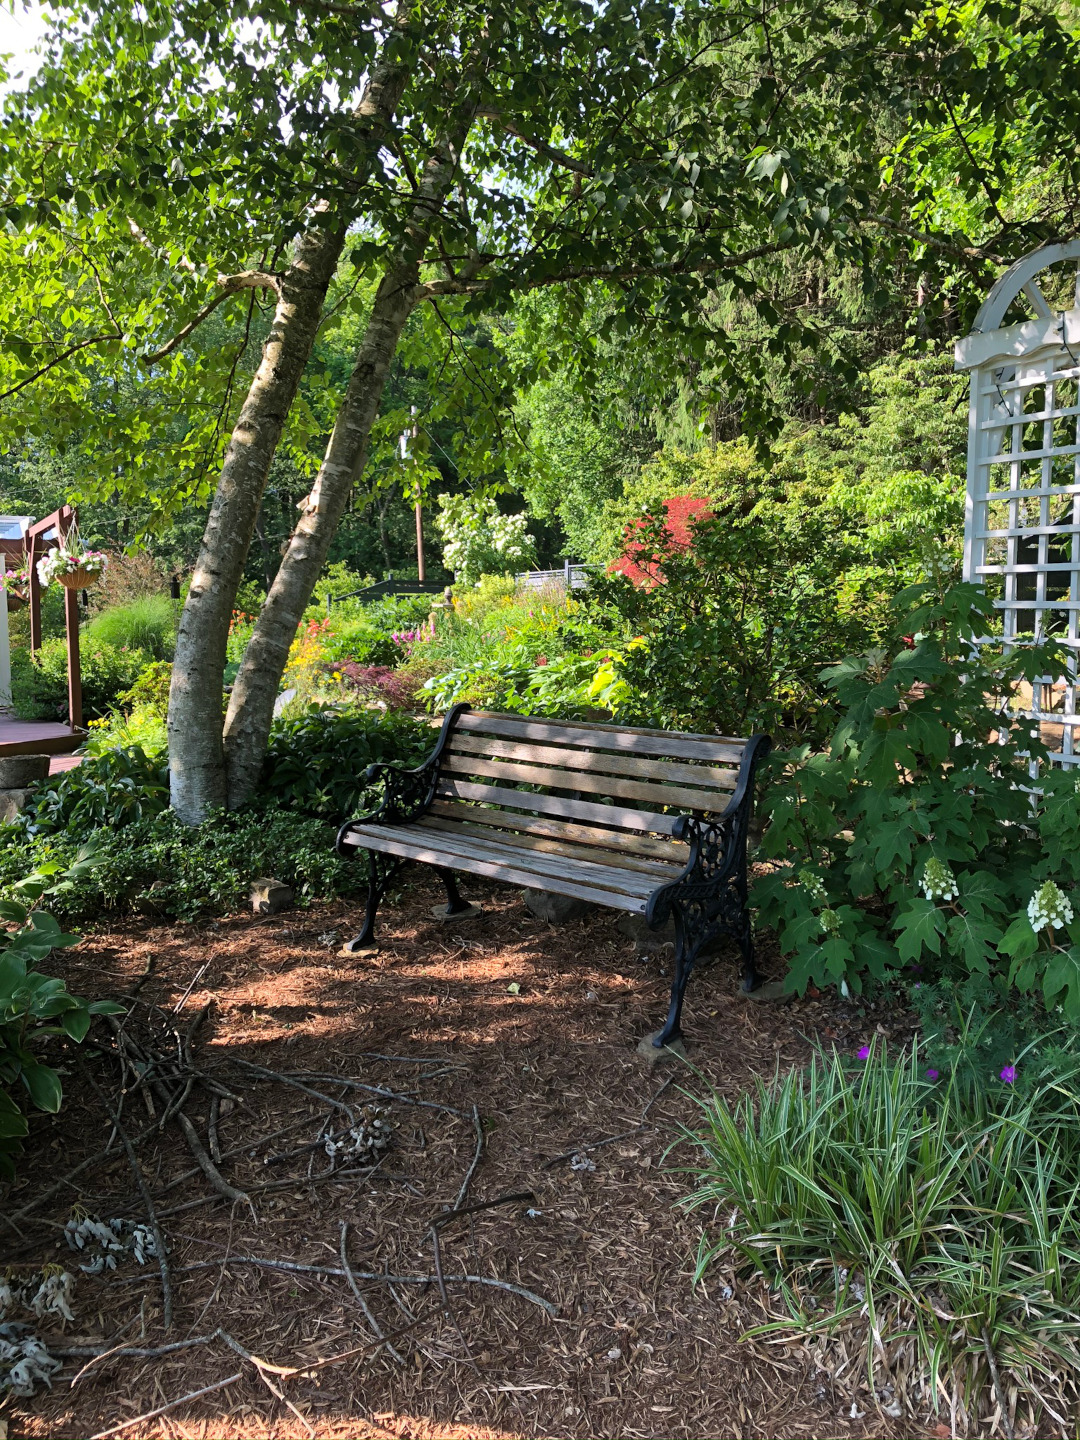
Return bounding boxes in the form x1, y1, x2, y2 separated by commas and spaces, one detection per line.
0, 330, 122, 402
418, 239, 794, 297
140, 272, 280, 367
476, 109, 593, 177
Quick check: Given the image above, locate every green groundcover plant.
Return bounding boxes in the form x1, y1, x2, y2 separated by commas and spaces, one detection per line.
0, 859, 122, 1177
682, 1039, 1080, 1433
754, 582, 1080, 1011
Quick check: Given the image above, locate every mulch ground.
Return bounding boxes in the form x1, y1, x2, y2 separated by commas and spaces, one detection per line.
2, 874, 922, 1440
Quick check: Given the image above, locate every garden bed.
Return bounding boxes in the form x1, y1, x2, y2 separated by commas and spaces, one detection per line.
4, 877, 919, 1440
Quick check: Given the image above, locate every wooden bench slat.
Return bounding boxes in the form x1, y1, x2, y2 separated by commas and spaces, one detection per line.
435, 777, 685, 835
342, 823, 650, 912
448, 733, 739, 789
428, 801, 692, 862
424, 814, 683, 877
443, 753, 734, 813
407, 825, 660, 896
455, 711, 748, 765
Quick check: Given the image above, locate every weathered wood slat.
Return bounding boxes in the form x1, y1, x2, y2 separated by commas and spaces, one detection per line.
455, 711, 747, 765
449, 733, 739, 789
404, 825, 659, 896
341, 824, 649, 912
423, 815, 682, 877
443, 753, 733, 813
427, 801, 691, 862
434, 777, 684, 835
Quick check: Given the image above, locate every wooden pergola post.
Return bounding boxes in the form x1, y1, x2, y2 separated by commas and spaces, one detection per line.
25, 505, 82, 731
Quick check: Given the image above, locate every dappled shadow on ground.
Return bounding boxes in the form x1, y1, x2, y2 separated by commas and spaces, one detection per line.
3, 875, 918, 1439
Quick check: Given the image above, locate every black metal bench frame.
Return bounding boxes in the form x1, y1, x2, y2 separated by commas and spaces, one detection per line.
336, 705, 770, 1048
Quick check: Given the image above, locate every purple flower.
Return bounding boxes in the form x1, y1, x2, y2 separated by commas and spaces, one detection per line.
1000, 1065, 1016, 1084
857, 1045, 871, 1060
925, 1068, 939, 1080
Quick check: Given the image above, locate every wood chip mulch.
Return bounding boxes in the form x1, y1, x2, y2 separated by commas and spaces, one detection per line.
2, 874, 922, 1440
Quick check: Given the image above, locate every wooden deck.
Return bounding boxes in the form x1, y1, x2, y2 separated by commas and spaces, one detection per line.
0, 717, 85, 757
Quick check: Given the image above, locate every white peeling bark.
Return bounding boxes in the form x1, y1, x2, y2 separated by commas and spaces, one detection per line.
166, 23, 414, 825
223, 144, 465, 806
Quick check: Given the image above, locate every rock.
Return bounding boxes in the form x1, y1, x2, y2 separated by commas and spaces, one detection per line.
636, 1030, 688, 1066
617, 912, 674, 954
616, 912, 726, 960
742, 978, 792, 1004
430, 901, 483, 922
0, 788, 35, 824
521, 889, 594, 923
250, 877, 294, 915
0, 755, 49, 788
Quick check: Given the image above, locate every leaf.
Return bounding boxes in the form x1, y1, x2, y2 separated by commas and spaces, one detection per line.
1043, 947, 1080, 1018
894, 898, 946, 963
999, 915, 1039, 962
60, 1008, 91, 1042
20, 1062, 63, 1113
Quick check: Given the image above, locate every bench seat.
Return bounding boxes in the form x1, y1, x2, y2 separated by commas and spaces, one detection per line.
336, 705, 770, 1048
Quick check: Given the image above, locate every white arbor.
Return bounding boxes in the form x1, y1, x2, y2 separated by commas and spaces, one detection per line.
955, 240, 1080, 768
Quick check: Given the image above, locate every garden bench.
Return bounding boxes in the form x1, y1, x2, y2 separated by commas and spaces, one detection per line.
336, 705, 770, 1048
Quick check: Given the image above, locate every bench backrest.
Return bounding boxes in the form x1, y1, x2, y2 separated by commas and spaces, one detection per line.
428, 709, 758, 866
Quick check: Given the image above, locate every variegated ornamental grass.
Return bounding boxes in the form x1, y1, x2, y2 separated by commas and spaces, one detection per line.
683, 1041, 1080, 1436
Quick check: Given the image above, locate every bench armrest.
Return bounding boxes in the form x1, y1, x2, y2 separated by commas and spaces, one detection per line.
335, 703, 471, 851
644, 733, 771, 931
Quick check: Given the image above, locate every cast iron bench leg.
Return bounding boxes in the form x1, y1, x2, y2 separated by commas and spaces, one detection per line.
343, 853, 404, 953
437, 867, 473, 916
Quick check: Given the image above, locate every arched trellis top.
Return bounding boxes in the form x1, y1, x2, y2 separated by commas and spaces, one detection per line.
955, 240, 1080, 769
955, 239, 1080, 372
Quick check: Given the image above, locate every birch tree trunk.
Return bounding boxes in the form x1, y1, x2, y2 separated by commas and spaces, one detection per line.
223, 140, 466, 805
166, 25, 414, 824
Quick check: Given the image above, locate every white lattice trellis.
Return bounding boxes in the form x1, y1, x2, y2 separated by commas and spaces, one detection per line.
955, 240, 1080, 768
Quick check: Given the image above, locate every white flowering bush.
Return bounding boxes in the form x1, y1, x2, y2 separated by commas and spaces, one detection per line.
435, 492, 537, 585
1027, 881, 1074, 933
754, 582, 1080, 1020
920, 857, 958, 902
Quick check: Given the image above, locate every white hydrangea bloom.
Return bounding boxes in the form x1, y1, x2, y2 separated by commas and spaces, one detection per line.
820, 908, 841, 935
799, 868, 827, 905
921, 857, 958, 903
1028, 881, 1074, 932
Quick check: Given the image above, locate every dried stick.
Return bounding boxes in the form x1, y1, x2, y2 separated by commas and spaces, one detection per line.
174, 1109, 254, 1216
339, 1221, 404, 1364
429, 1222, 475, 1368
88, 1373, 242, 1439
69, 1334, 216, 1385
218, 1331, 314, 1438
82, 1065, 173, 1330
207, 1094, 223, 1164
454, 1104, 483, 1210
148, 1255, 558, 1314
273, 1066, 468, 1115
541, 1127, 645, 1169
226, 1059, 358, 1122
433, 1191, 534, 1230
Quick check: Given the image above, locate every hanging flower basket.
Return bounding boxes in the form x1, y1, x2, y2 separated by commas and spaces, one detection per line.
36, 545, 108, 591
2, 566, 28, 610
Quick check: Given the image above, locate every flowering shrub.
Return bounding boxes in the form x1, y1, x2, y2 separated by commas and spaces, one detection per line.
326, 663, 424, 711
435, 492, 537, 585
755, 581, 1080, 1021
36, 544, 108, 588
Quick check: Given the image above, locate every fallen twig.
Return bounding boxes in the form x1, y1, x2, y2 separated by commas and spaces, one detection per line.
454, 1104, 484, 1210
82, 1063, 174, 1330
137, 1255, 558, 1314
433, 1191, 535, 1230
208, 1094, 223, 1164
68, 1334, 216, 1385
226, 1059, 359, 1123
218, 1330, 314, 1437
429, 1221, 475, 1368
175, 1109, 254, 1216
276, 1066, 468, 1116
340, 1221, 404, 1364
541, 1126, 645, 1169
88, 1372, 243, 1439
